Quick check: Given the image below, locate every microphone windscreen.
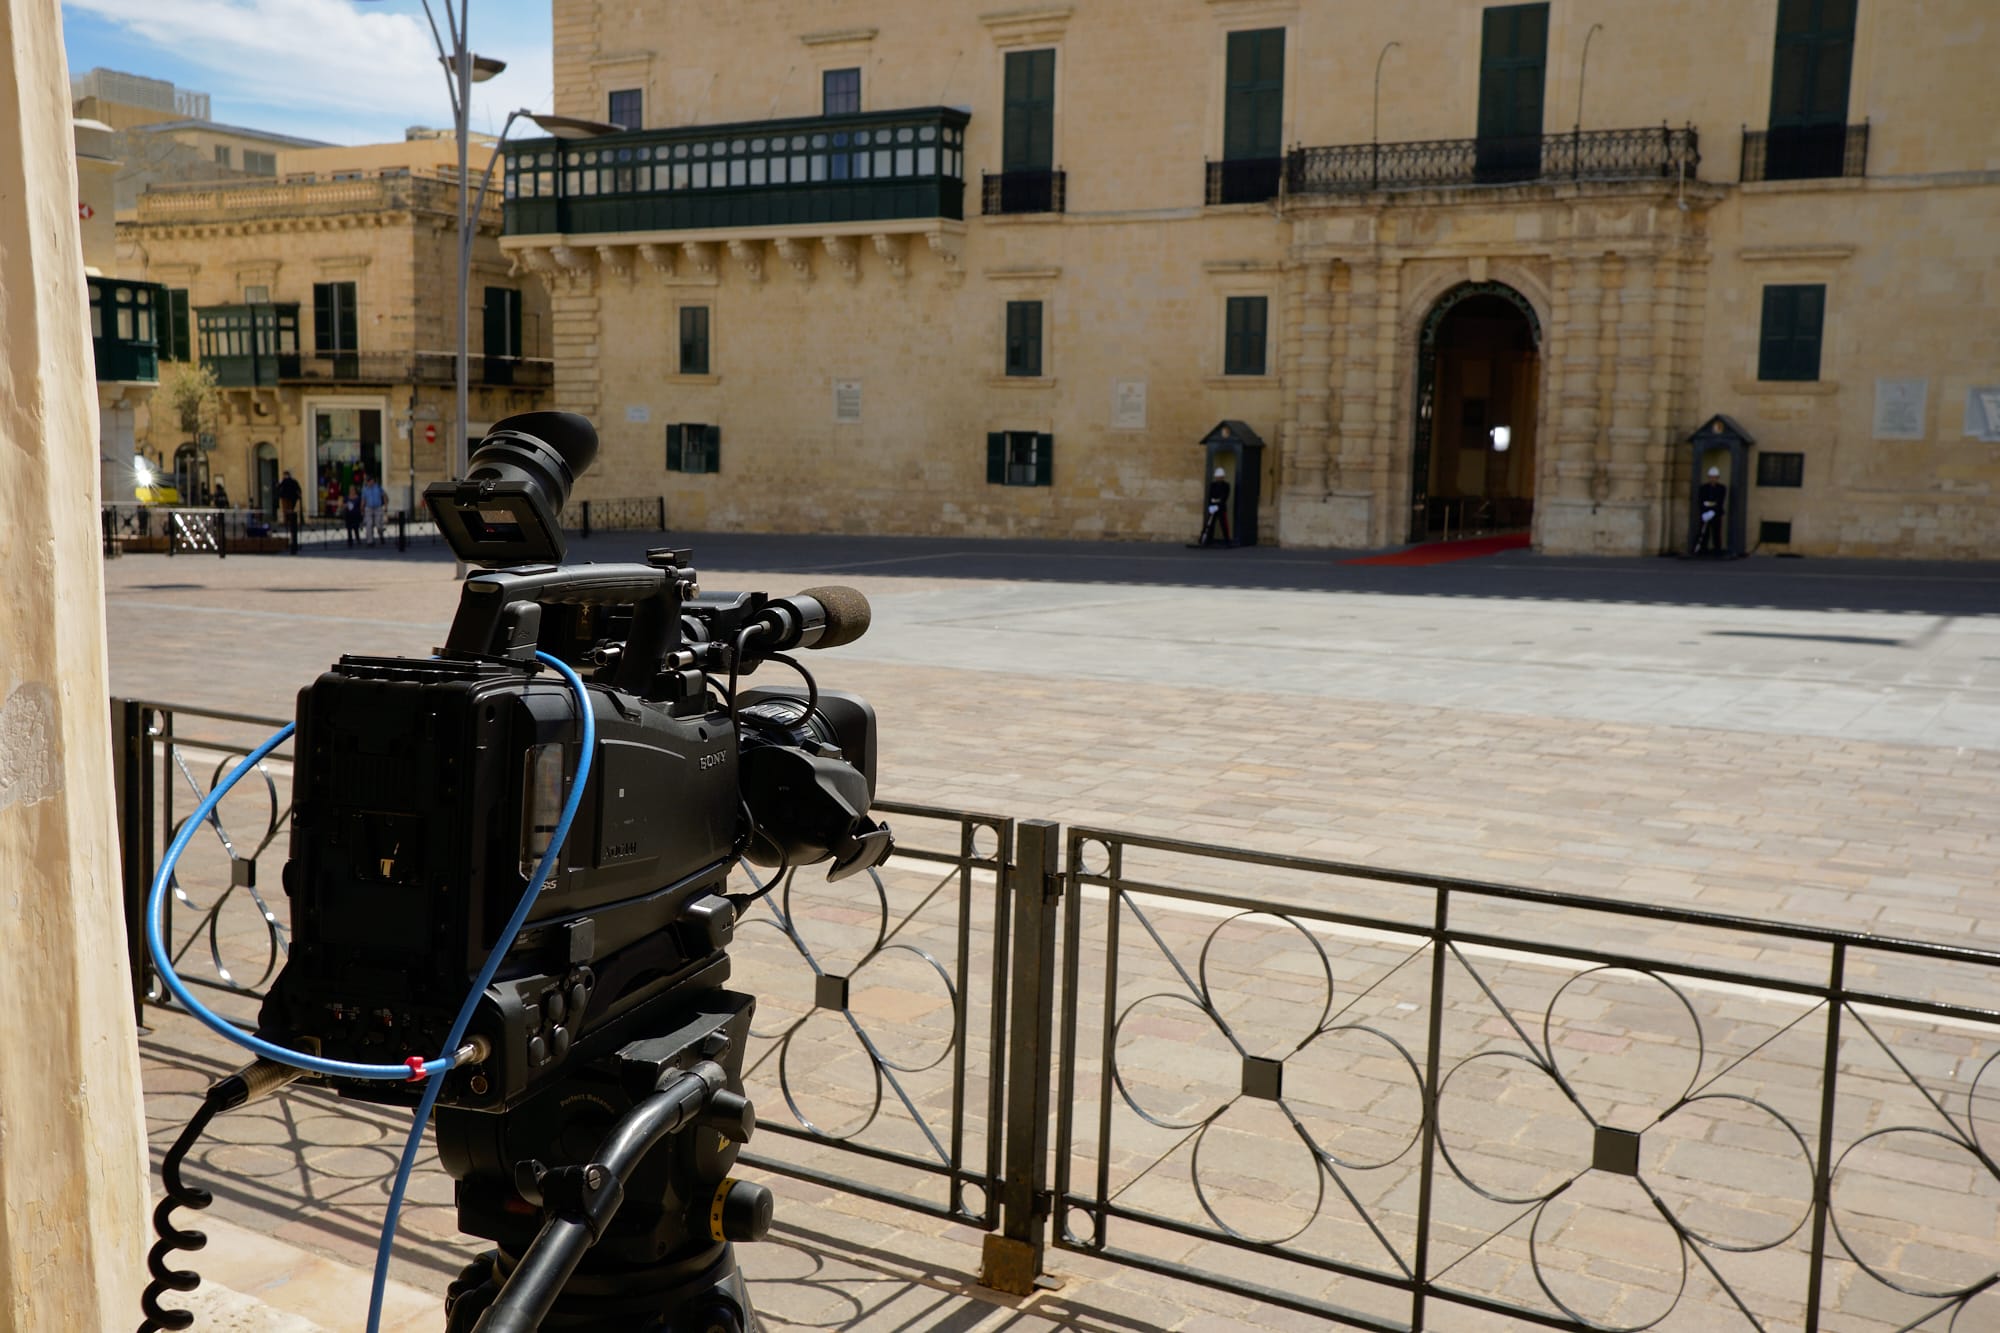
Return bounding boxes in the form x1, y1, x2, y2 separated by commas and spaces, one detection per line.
799, 585, 871, 648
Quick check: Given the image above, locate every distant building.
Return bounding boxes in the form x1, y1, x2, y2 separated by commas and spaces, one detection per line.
502, 1, 2000, 558
77, 115, 168, 504
119, 134, 553, 517
71, 67, 327, 212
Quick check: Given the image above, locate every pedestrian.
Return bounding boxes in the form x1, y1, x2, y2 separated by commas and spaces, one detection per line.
276, 469, 303, 553
1697, 465, 1728, 554
361, 470, 387, 546
343, 484, 363, 547
210, 479, 231, 510
1199, 466, 1233, 547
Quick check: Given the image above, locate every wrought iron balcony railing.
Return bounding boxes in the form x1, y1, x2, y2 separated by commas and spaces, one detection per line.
1287, 124, 1701, 195
982, 169, 1066, 215
279, 350, 554, 389
504, 106, 969, 237
1205, 156, 1284, 205
1741, 121, 1868, 183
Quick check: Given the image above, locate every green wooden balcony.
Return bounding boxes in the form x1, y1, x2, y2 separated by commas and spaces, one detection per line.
504, 106, 969, 237
88, 277, 164, 383
195, 303, 301, 386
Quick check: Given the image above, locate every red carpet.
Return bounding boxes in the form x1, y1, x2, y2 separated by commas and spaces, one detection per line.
1343, 532, 1531, 567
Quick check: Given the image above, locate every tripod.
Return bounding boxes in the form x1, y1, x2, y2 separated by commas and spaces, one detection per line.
437, 994, 770, 1332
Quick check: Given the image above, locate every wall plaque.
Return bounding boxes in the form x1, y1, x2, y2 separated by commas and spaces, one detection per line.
1872, 378, 1927, 440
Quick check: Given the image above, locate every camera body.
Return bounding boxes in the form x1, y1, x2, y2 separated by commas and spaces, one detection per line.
255, 413, 892, 1117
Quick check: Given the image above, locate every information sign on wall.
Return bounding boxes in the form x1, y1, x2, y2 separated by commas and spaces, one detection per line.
1872, 378, 1928, 440
1112, 380, 1147, 430
834, 380, 862, 423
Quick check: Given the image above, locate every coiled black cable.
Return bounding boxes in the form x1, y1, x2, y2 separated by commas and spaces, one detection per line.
137, 1097, 222, 1332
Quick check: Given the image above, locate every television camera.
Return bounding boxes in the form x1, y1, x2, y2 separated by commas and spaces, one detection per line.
240, 411, 894, 1331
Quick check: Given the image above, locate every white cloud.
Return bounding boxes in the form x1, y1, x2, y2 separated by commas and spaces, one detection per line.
67, 0, 552, 144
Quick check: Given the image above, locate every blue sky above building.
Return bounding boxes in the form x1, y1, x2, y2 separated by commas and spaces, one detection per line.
62, 0, 554, 146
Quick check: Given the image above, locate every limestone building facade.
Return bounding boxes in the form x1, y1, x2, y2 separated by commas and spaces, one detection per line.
119, 136, 553, 516
505, 0, 2000, 557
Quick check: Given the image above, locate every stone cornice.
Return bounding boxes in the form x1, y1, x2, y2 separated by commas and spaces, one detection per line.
1738, 245, 1857, 263
978, 5, 1073, 47
799, 27, 878, 47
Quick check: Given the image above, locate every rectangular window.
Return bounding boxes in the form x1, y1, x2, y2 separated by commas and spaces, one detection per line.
1224, 296, 1268, 376
823, 68, 861, 115
1222, 28, 1285, 162
1766, 0, 1857, 179
243, 150, 276, 175
679, 306, 711, 375
312, 281, 359, 353
164, 288, 192, 361
243, 284, 270, 303
986, 431, 1053, 487
482, 286, 522, 360
214, 144, 232, 167
1005, 301, 1043, 378
1002, 49, 1056, 173
1477, 4, 1549, 181
1758, 284, 1825, 383
608, 88, 642, 131
1757, 452, 1806, 487
666, 423, 720, 474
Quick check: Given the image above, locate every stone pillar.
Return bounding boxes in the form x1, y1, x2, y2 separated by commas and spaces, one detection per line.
1538, 252, 1604, 553
1316, 257, 1384, 547
1288, 257, 1333, 496
1276, 257, 1343, 546
0, 1, 152, 1326
1367, 260, 1403, 543
1608, 254, 1658, 505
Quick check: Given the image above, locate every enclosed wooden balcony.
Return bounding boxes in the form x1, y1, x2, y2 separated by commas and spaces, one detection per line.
503, 107, 970, 238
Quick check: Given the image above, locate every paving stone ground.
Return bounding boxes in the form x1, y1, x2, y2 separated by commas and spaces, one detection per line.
107, 535, 2000, 1332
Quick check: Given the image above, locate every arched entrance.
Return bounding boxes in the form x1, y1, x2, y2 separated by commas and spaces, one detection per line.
173, 442, 209, 505
254, 442, 279, 517
1411, 282, 1541, 542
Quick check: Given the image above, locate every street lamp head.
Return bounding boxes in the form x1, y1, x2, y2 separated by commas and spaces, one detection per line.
442, 52, 507, 82
525, 111, 626, 138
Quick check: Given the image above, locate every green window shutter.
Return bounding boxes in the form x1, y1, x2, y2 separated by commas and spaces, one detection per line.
1225, 296, 1268, 375
1223, 28, 1285, 161
1034, 433, 1053, 486
680, 306, 710, 375
1759, 284, 1825, 382
482, 287, 507, 360
167, 288, 191, 361
1770, 0, 1856, 127
338, 283, 358, 351
704, 425, 721, 473
1478, 4, 1550, 142
987, 432, 1006, 484
312, 282, 333, 353
666, 423, 684, 470
1006, 301, 1042, 377
1002, 49, 1056, 172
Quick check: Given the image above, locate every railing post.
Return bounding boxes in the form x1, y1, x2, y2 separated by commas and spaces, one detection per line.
112, 699, 151, 1024
397, 509, 408, 552
980, 818, 1062, 1296
582, 499, 593, 541
657, 495, 666, 531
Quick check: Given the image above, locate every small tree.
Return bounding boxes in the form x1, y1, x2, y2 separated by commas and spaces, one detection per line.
158, 361, 220, 435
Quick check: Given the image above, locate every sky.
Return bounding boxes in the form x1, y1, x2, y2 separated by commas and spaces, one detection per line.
61, 0, 555, 146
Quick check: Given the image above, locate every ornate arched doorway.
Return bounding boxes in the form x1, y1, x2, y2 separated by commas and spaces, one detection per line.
1411, 282, 1541, 542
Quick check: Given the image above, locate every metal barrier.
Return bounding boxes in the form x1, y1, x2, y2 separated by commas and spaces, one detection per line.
103, 504, 443, 554
114, 696, 2000, 1329
558, 496, 668, 539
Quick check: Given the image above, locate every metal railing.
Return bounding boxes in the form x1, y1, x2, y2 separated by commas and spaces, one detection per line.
1741, 121, 1869, 183
280, 350, 554, 388
115, 696, 2000, 1330
1206, 156, 1285, 205
102, 504, 442, 554
557, 495, 668, 539
1288, 125, 1700, 196
982, 169, 1066, 215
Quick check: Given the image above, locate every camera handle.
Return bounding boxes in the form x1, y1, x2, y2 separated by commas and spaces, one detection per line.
470, 1058, 761, 1333
444, 564, 680, 697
